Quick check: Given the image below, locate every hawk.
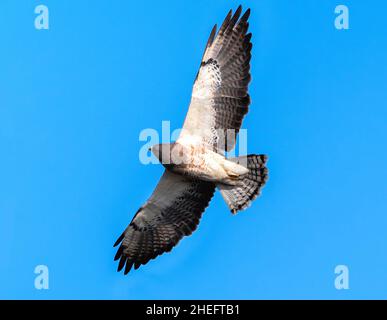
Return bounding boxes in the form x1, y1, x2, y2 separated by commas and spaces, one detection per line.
114, 6, 268, 274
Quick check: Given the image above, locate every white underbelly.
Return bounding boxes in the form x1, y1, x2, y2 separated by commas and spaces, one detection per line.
168, 146, 245, 183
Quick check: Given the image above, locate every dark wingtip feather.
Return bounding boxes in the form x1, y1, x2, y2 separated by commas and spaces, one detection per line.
226, 6, 242, 32
219, 9, 232, 34
114, 246, 124, 261
244, 33, 252, 45
207, 24, 217, 48
113, 232, 125, 247
235, 5, 243, 18
241, 8, 251, 22
124, 260, 133, 275
117, 256, 126, 272
234, 5, 242, 18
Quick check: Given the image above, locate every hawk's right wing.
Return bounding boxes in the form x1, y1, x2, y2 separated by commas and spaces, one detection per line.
114, 170, 215, 274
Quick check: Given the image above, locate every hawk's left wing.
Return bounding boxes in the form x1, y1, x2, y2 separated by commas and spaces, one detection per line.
178, 6, 252, 152
114, 170, 215, 274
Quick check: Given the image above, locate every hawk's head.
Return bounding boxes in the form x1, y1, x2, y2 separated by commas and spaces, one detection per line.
150, 143, 173, 165
150, 143, 187, 166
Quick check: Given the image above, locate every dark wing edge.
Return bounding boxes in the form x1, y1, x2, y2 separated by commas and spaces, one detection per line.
113, 171, 215, 274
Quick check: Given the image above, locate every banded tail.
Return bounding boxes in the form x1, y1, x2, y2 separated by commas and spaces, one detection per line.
218, 154, 268, 214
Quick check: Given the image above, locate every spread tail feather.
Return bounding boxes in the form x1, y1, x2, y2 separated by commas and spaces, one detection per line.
218, 154, 268, 214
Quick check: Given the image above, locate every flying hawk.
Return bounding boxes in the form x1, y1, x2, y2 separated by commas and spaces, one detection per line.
114, 6, 268, 274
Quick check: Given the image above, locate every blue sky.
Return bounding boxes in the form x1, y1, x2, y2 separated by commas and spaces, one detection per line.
0, 0, 386, 299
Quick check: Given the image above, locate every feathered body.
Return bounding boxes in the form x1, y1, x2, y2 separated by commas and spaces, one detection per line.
152, 142, 249, 184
